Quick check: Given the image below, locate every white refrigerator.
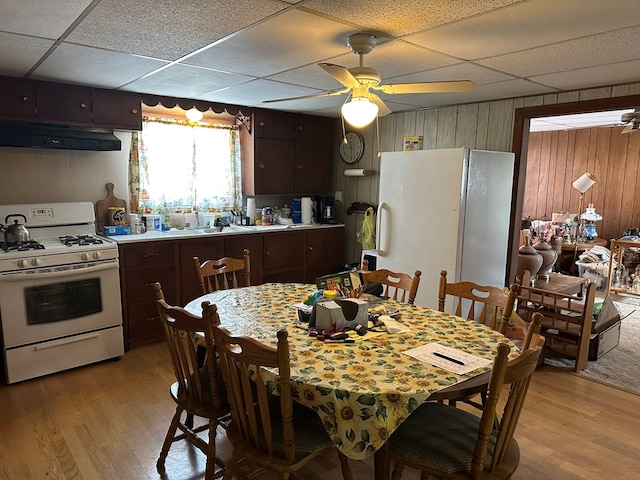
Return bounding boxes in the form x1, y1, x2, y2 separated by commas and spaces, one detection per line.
375, 147, 515, 309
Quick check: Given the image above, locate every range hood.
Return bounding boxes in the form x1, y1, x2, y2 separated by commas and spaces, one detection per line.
0, 122, 121, 151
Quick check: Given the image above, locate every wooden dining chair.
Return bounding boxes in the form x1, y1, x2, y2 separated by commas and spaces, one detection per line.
212, 325, 353, 480
516, 279, 596, 372
194, 248, 251, 295
427, 313, 542, 409
153, 282, 229, 480
438, 270, 517, 335
362, 259, 422, 304
389, 317, 545, 480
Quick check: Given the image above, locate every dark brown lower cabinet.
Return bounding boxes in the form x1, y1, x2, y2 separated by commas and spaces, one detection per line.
118, 227, 344, 347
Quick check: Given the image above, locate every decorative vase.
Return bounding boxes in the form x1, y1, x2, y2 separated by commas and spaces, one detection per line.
534, 240, 558, 280
517, 237, 543, 280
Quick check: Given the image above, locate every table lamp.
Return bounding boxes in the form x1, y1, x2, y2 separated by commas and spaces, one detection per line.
572, 172, 597, 241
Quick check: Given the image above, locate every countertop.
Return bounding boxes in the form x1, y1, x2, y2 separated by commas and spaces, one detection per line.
103, 222, 344, 244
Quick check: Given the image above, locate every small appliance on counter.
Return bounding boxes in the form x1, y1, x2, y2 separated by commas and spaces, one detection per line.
314, 195, 336, 224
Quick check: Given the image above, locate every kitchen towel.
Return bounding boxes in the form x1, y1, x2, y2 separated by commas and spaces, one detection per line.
301, 197, 312, 225
246, 198, 256, 224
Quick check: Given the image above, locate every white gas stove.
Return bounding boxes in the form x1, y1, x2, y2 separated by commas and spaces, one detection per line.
0, 202, 124, 384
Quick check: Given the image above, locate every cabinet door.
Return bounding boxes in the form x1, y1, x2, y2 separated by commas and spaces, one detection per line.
255, 109, 295, 139
294, 141, 331, 194
253, 138, 295, 194
36, 83, 92, 124
92, 89, 142, 130
179, 238, 225, 304
263, 231, 305, 281
225, 234, 264, 285
0, 76, 36, 120
295, 114, 330, 143
305, 228, 345, 283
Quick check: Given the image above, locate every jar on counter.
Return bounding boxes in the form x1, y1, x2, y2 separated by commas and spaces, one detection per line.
261, 207, 274, 226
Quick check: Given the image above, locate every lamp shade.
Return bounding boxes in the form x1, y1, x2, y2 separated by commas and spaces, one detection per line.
572, 172, 597, 193
341, 97, 378, 128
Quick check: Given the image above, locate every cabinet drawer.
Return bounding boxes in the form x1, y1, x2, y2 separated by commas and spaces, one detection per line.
124, 266, 177, 303
127, 301, 165, 344
122, 242, 175, 268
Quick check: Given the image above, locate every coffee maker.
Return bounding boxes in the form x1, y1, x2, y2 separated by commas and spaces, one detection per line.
314, 195, 336, 224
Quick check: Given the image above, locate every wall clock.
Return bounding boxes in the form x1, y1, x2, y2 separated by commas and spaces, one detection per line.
339, 131, 364, 164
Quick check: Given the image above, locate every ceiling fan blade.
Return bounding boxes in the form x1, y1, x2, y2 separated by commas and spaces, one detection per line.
376, 80, 476, 95
319, 63, 361, 88
263, 88, 350, 104
369, 93, 392, 117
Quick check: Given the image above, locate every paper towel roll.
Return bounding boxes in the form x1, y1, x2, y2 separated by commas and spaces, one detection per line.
246, 198, 256, 224
301, 197, 312, 225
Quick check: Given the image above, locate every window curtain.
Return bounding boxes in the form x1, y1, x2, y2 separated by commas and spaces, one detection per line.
128, 117, 241, 214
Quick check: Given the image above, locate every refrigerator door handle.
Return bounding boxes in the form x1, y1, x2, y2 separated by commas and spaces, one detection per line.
376, 202, 389, 256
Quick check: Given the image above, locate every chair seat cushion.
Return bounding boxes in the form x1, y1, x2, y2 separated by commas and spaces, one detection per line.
389, 403, 496, 475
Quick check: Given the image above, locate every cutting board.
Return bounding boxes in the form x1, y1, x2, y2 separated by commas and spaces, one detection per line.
95, 182, 127, 232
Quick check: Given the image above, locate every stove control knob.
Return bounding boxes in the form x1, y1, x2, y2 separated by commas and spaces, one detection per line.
93, 251, 102, 260
82, 252, 90, 261
18, 259, 28, 268
31, 258, 42, 266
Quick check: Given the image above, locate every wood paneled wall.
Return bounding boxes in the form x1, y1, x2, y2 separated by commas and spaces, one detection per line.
330, 83, 640, 273
523, 127, 640, 243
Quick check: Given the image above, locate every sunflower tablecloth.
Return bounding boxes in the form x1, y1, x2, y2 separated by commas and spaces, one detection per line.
185, 283, 515, 461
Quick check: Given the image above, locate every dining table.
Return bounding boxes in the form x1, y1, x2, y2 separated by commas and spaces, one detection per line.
184, 282, 517, 480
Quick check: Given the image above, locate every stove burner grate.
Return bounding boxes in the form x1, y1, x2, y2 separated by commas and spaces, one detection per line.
59, 235, 104, 246
1, 241, 46, 252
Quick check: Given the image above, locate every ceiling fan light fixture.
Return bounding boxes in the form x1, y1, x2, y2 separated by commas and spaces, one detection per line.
342, 97, 378, 128
186, 107, 203, 122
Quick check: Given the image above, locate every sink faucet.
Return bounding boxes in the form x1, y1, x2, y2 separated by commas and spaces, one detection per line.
194, 211, 200, 228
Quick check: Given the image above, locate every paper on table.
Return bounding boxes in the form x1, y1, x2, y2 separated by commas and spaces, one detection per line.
402, 342, 492, 375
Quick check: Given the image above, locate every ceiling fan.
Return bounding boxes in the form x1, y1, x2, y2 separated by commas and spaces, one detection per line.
264, 33, 476, 127
621, 109, 640, 133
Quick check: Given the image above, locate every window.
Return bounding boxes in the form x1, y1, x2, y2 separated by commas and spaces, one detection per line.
129, 117, 241, 214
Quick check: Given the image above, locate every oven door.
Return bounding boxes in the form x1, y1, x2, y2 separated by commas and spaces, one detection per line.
0, 260, 122, 348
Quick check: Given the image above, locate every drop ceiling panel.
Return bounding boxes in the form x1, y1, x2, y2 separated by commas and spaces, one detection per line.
404, 0, 640, 60
32, 44, 168, 88
304, 0, 526, 36
199, 79, 327, 107
65, 0, 288, 61
385, 63, 516, 87
477, 25, 640, 78
531, 60, 640, 92
0, 32, 54, 77
0, 0, 94, 38
124, 64, 254, 99
181, 9, 350, 76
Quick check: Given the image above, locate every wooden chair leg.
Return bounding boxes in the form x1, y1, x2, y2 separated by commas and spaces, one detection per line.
223, 452, 241, 480
391, 462, 405, 480
338, 452, 353, 480
157, 406, 183, 473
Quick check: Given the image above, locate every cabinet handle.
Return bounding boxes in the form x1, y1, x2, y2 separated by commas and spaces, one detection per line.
259, 121, 265, 127
309, 246, 313, 251
265, 251, 270, 256
145, 316, 159, 322
131, 108, 138, 114
142, 252, 160, 258
259, 163, 265, 169
298, 125, 303, 131
22, 96, 30, 102
296, 164, 303, 170
80, 102, 88, 109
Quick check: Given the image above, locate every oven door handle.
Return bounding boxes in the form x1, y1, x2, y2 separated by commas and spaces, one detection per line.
34, 331, 101, 350
0, 261, 118, 281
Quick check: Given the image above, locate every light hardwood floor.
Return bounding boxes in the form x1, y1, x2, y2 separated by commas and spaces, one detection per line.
1, 342, 639, 480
